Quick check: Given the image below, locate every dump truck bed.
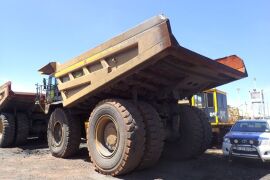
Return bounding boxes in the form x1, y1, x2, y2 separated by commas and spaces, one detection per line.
40, 15, 247, 107
0, 82, 36, 112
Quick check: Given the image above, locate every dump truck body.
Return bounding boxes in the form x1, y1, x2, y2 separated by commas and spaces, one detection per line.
0, 82, 36, 113
40, 15, 247, 109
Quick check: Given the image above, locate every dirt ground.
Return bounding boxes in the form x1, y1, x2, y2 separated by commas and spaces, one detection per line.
1, 139, 270, 180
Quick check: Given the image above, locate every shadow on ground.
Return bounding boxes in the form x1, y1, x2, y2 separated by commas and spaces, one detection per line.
17, 138, 270, 180
120, 147, 270, 180
19, 138, 48, 149
19, 138, 91, 162
70, 144, 270, 180
70, 147, 91, 162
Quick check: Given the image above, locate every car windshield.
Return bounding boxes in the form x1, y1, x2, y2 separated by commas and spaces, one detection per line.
231, 121, 270, 132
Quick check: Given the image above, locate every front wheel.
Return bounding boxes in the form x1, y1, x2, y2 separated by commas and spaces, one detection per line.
87, 99, 145, 176
47, 108, 81, 158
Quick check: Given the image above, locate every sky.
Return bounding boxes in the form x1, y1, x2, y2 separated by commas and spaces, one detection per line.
0, 0, 270, 115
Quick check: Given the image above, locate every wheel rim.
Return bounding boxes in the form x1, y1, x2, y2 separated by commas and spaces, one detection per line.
0, 119, 3, 139
53, 122, 63, 146
95, 115, 119, 158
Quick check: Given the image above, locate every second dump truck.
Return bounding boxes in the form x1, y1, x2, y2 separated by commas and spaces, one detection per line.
0, 15, 247, 176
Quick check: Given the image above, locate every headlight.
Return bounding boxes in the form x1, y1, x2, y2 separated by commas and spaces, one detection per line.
259, 139, 270, 145
223, 137, 230, 143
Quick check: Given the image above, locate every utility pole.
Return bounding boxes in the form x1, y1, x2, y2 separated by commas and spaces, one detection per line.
245, 101, 248, 118
267, 102, 269, 118
262, 90, 265, 119
253, 78, 257, 89
236, 88, 241, 116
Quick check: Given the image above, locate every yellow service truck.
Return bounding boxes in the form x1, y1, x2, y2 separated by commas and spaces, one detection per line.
0, 15, 247, 176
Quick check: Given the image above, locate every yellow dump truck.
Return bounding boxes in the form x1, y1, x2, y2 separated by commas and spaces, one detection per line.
0, 15, 247, 176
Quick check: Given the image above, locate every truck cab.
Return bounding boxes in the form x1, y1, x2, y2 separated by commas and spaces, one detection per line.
192, 89, 229, 125
44, 75, 62, 104
192, 89, 232, 144
36, 62, 63, 113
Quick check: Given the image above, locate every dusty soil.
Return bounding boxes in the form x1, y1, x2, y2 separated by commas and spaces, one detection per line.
1, 139, 270, 180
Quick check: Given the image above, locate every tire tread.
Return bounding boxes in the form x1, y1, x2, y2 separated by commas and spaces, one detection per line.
137, 102, 165, 170
88, 99, 145, 176
0, 113, 15, 147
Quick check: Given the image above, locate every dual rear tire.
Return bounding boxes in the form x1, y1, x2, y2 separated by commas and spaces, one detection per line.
87, 100, 211, 175
164, 105, 212, 160
87, 99, 165, 176
0, 113, 30, 147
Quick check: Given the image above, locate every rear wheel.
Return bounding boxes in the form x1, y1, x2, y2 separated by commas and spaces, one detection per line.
177, 105, 204, 159
0, 113, 15, 147
164, 105, 204, 160
15, 113, 30, 146
191, 107, 212, 154
47, 108, 81, 158
87, 99, 145, 176
137, 102, 165, 170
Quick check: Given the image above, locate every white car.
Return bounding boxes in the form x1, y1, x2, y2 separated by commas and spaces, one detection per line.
222, 119, 270, 162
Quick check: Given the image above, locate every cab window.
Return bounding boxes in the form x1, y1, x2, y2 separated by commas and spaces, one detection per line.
194, 93, 206, 108
46, 76, 61, 103
217, 93, 227, 108
207, 93, 214, 108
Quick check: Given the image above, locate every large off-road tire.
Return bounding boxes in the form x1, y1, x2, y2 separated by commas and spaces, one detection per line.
177, 105, 204, 159
0, 113, 15, 147
164, 105, 204, 160
47, 108, 81, 158
87, 99, 145, 176
15, 113, 30, 146
191, 107, 212, 154
137, 102, 165, 170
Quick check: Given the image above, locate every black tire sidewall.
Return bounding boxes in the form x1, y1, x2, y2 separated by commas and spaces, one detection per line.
0, 116, 4, 143
179, 107, 199, 146
176, 106, 203, 159
48, 108, 68, 155
88, 103, 127, 172
0, 113, 15, 147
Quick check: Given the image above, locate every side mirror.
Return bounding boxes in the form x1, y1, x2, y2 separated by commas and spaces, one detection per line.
43, 78, 47, 89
